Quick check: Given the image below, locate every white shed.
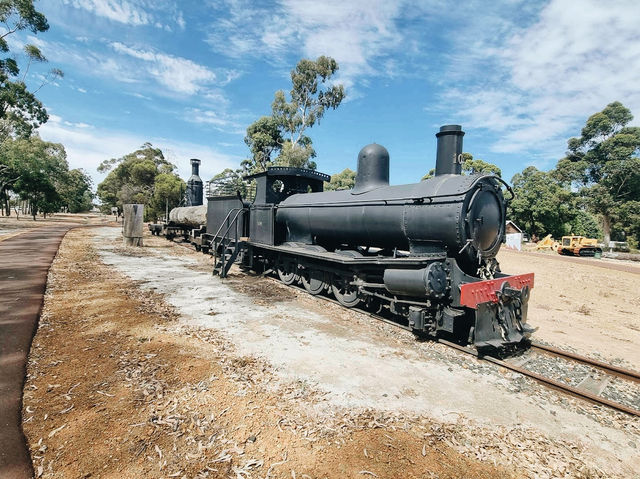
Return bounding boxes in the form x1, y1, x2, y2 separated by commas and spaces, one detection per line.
505, 220, 523, 251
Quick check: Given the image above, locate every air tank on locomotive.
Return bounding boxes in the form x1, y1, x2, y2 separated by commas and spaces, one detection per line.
276, 125, 508, 274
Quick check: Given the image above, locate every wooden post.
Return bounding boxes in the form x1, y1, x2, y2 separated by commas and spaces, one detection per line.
123, 204, 144, 247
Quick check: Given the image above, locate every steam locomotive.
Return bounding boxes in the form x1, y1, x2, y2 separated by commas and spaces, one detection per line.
152, 125, 535, 355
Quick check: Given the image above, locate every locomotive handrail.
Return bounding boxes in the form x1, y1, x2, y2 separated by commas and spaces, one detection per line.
490, 176, 515, 201
217, 208, 243, 244
278, 175, 511, 208
212, 207, 242, 240
211, 207, 240, 274
214, 208, 244, 277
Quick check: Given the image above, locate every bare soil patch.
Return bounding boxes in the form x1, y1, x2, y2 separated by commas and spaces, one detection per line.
23, 228, 512, 478
497, 249, 640, 367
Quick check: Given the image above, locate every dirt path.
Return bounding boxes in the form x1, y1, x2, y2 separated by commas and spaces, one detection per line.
23, 228, 513, 479
22, 227, 640, 478
497, 249, 640, 366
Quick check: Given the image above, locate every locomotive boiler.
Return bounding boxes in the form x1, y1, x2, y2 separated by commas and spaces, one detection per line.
277, 126, 506, 275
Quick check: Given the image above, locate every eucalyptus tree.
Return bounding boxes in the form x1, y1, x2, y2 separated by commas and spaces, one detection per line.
0, 0, 62, 137
97, 143, 185, 221
556, 101, 640, 244
242, 56, 345, 174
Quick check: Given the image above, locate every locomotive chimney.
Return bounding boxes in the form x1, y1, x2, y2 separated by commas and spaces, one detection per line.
352, 143, 390, 194
191, 158, 201, 177
186, 158, 203, 206
435, 125, 465, 176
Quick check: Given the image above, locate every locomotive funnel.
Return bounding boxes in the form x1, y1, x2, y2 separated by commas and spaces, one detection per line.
352, 143, 390, 194
190, 158, 201, 177
186, 158, 203, 206
435, 125, 464, 176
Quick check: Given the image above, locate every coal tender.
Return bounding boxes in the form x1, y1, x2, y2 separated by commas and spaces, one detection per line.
257, 125, 535, 353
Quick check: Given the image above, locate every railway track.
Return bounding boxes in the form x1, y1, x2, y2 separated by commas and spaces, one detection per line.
171, 240, 640, 418
442, 339, 640, 417
262, 274, 640, 418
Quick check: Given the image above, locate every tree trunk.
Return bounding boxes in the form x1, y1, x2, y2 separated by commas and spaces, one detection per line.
602, 215, 611, 245
1, 188, 7, 216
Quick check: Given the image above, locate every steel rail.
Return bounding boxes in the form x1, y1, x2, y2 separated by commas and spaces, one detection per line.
531, 342, 640, 384
438, 339, 640, 417
168, 247, 640, 418
264, 274, 640, 417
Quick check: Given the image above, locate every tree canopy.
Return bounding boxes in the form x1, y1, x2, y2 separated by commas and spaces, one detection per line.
324, 168, 356, 191
96, 143, 185, 221
0, 135, 92, 218
0, 0, 61, 138
58, 168, 94, 213
555, 101, 640, 244
508, 166, 575, 238
242, 56, 344, 174
421, 153, 501, 180
241, 116, 283, 174
212, 56, 345, 193
209, 168, 252, 198
270, 56, 344, 169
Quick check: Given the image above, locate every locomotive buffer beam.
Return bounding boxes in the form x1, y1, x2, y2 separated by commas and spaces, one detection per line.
460, 275, 535, 351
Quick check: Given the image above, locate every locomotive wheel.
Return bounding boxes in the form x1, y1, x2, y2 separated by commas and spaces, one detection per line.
277, 262, 299, 285
367, 296, 384, 314
331, 275, 361, 308
301, 269, 328, 295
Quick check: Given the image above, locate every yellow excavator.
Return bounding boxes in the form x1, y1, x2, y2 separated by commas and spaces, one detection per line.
556, 236, 603, 257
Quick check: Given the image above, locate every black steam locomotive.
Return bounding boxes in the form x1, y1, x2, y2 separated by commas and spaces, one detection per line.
153, 125, 535, 354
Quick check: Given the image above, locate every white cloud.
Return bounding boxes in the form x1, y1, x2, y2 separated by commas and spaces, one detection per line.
205, 0, 413, 93
27, 36, 237, 101
110, 42, 228, 95
444, 0, 640, 159
176, 11, 186, 30
62, 0, 151, 26
61, 0, 186, 30
38, 114, 240, 185
183, 108, 244, 134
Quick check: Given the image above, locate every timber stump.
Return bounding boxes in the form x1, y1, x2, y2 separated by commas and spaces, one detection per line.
123, 204, 144, 247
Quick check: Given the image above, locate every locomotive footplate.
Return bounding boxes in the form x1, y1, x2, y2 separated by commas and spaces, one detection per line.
459, 273, 535, 352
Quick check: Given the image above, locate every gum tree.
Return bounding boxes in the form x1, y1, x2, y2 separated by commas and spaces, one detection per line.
556, 102, 640, 244
271, 56, 344, 168
0, 0, 62, 137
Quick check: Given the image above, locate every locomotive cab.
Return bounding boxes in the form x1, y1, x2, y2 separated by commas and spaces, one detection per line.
245, 167, 330, 245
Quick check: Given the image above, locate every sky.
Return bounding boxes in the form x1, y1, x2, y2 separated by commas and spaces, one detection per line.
13, 0, 640, 188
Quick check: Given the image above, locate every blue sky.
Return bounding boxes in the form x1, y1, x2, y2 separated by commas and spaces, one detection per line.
15, 0, 640, 187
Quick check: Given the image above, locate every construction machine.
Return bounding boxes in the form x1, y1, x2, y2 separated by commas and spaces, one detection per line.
556, 236, 603, 257
536, 234, 558, 251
